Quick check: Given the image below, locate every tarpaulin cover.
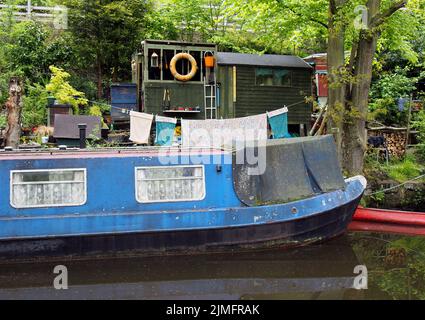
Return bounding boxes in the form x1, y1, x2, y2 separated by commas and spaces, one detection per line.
232, 135, 346, 206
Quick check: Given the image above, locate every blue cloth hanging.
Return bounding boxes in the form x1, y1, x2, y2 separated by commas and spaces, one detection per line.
155, 118, 176, 146
398, 98, 408, 112
268, 109, 291, 139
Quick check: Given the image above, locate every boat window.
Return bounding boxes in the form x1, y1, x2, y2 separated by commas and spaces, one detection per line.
10, 169, 87, 208
135, 166, 205, 203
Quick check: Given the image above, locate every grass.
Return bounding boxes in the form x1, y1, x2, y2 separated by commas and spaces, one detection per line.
383, 154, 424, 183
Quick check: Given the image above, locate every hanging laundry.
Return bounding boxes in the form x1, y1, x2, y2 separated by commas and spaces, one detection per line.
182, 114, 268, 148
129, 111, 154, 144
267, 107, 291, 139
155, 115, 177, 146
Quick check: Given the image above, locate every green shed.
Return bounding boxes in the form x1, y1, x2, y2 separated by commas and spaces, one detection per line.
132, 40, 313, 134
216, 52, 313, 134
133, 39, 217, 120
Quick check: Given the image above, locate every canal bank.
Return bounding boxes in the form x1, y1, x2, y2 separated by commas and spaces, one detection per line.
363, 152, 425, 211
364, 180, 425, 211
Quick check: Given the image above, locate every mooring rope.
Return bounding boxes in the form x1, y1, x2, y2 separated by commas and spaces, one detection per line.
365, 173, 425, 197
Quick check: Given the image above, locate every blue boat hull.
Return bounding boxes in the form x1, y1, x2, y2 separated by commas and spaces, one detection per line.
0, 182, 363, 261
0, 136, 366, 261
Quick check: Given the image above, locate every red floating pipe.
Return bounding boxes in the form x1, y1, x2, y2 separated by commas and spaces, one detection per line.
349, 221, 425, 237
353, 207, 425, 226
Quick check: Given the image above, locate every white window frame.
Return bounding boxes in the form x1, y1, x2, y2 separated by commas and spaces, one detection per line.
135, 165, 206, 204
10, 168, 87, 209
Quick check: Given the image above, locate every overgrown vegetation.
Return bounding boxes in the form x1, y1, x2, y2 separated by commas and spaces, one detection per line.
45, 66, 88, 114
413, 110, 425, 161
22, 83, 49, 128
369, 67, 418, 126
383, 154, 424, 182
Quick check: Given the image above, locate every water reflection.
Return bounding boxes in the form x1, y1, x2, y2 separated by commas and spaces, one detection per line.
0, 232, 424, 300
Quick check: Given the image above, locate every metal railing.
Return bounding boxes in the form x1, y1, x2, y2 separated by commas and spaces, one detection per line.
0, 1, 67, 28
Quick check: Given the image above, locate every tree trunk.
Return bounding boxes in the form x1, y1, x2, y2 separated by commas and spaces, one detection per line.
342, 0, 380, 175
5, 77, 23, 149
327, 0, 347, 163
97, 59, 103, 99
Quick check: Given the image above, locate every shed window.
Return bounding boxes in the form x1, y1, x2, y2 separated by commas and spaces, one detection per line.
255, 68, 292, 87
11, 169, 87, 208
136, 166, 205, 203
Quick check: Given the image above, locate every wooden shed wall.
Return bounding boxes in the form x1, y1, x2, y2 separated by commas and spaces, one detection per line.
218, 65, 312, 125
143, 82, 205, 119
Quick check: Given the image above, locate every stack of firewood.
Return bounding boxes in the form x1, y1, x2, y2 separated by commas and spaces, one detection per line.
369, 130, 407, 158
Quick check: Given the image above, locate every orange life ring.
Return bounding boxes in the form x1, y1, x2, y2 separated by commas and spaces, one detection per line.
170, 53, 198, 82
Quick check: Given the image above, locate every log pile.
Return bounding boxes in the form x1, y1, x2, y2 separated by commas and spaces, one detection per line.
368, 129, 407, 158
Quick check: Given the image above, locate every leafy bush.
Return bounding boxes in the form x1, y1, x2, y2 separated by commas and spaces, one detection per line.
413, 110, 425, 161
369, 67, 417, 126
88, 105, 102, 117
46, 66, 88, 114
22, 83, 49, 128
383, 154, 423, 182
69, 76, 98, 102
0, 113, 6, 128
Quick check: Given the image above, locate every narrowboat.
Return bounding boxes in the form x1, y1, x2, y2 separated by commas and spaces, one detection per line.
0, 135, 366, 261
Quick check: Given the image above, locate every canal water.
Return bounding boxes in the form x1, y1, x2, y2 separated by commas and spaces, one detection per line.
0, 232, 424, 300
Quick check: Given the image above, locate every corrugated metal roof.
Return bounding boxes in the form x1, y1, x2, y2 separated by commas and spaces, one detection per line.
217, 52, 312, 69
53, 115, 102, 139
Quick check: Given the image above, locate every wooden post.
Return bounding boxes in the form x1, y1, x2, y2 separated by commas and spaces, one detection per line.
309, 105, 327, 136
5, 77, 23, 149
315, 111, 328, 136
405, 94, 412, 151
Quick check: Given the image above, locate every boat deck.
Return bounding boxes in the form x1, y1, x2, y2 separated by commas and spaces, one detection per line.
0, 146, 231, 160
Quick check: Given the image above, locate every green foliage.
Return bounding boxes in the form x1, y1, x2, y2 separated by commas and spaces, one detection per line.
383, 154, 424, 182
412, 110, 425, 161
1, 20, 74, 84
158, 0, 330, 55
88, 101, 110, 128
22, 82, 49, 128
69, 76, 98, 102
143, 9, 178, 40
6, 21, 49, 82
88, 104, 103, 117
90, 101, 111, 114
46, 66, 88, 114
369, 67, 417, 126
370, 190, 386, 205
62, 0, 150, 92
0, 113, 6, 128
156, 0, 209, 42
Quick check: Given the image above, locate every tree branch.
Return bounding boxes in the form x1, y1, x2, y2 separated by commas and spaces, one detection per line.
370, 0, 408, 29
330, 0, 337, 15
330, 0, 349, 15
275, 0, 328, 29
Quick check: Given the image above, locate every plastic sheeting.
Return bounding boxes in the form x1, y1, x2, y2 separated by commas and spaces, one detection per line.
233, 135, 346, 206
